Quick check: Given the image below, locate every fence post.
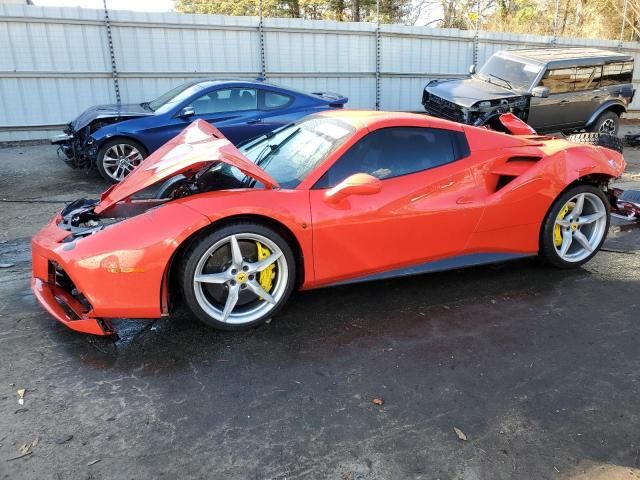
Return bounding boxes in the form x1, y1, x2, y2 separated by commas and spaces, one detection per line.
258, 0, 267, 79
619, 0, 629, 51
102, 0, 121, 105
473, 0, 480, 67
375, 0, 381, 110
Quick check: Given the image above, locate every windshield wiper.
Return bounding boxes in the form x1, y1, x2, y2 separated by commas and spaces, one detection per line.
140, 101, 154, 112
488, 74, 513, 90
241, 127, 302, 187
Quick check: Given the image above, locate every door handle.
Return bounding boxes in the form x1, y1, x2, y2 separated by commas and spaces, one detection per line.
246, 118, 263, 125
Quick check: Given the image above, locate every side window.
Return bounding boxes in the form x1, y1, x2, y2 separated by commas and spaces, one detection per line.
573, 66, 598, 91
263, 91, 293, 110
314, 127, 468, 189
189, 88, 257, 115
538, 68, 575, 94
601, 61, 634, 86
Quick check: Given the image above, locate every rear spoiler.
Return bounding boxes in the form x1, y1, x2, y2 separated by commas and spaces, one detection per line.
312, 91, 348, 107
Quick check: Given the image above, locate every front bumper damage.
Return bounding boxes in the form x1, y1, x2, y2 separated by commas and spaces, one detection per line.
51, 124, 98, 169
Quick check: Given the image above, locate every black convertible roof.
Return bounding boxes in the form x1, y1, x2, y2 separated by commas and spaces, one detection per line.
500, 47, 633, 68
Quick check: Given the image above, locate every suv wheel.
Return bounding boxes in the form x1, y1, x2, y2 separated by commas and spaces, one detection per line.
590, 111, 619, 136
566, 132, 624, 153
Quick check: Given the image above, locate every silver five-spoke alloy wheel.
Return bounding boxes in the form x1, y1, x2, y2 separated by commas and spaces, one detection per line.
554, 192, 608, 263
101, 143, 144, 182
192, 233, 289, 325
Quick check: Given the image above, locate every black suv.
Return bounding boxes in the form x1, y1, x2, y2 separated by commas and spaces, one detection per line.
422, 47, 635, 135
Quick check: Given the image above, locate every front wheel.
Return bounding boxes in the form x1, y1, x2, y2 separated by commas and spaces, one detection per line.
96, 138, 147, 183
539, 185, 610, 268
180, 223, 296, 330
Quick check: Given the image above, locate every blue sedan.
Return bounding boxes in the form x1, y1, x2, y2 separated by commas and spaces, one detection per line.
52, 79, 348, 183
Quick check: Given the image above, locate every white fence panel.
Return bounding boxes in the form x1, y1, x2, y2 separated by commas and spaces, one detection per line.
1, 3, 640, 141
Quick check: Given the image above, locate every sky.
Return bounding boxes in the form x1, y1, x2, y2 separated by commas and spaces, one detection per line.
31, 0, 176, 11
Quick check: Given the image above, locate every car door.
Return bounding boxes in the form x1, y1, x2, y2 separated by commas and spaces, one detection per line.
140, 87, 263, 148
528, 67, 581, 132
308, 125, 486, 286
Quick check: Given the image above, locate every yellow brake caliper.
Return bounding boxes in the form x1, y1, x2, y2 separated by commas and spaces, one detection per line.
256, 241, 276, 298
554, 203, 573, 247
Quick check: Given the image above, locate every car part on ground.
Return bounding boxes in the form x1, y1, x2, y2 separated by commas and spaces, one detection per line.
609, 188, 640, 221
31, 111, 627, 336
51, 79, 348, 182
566, 132, 624, 153
423, 47, 634, 134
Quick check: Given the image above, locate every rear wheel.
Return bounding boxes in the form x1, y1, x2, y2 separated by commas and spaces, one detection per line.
96, 138, 147, 183
589, 110, 619, 136
180, 223, 296, 330
539, 184, 610, 268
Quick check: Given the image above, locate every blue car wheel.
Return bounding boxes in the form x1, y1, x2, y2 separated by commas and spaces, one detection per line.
97, 138, 147, 183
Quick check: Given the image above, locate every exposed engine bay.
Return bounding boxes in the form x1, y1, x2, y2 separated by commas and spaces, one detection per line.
58, 162, 249, 241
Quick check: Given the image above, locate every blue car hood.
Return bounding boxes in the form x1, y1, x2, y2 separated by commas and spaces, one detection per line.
71, 103, 153, 131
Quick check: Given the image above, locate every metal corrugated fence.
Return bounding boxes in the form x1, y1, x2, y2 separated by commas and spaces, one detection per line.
1, 4, 640, 141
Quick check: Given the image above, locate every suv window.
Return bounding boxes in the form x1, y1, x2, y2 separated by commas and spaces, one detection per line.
189, 88, 257, 115
601, 61, 634, 86
573, 66, 599, 91
539, 68, 576, 94
314, 127, 469, 189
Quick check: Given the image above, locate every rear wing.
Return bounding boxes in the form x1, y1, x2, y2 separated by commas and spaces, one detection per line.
311, 91, 348, 107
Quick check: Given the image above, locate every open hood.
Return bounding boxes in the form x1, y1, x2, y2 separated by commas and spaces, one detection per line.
94, 120, 279, 214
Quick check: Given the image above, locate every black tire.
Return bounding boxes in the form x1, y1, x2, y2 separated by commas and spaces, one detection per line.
588, 110, 619, 136
180, 222, 296, 331
96, 138, 147, 184
539, 184, 610, 269
566, 132, 623, 154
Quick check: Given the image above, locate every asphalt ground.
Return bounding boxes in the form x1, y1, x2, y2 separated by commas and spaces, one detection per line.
0, 130, 640, 480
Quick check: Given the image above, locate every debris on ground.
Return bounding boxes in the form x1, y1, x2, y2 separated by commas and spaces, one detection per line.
0, 263, 15, 268
87, 459, 101, 466
54, 434, 73, 445
453, 426, 468, 441
17, 388, 25, 405
372, 397, 384, 406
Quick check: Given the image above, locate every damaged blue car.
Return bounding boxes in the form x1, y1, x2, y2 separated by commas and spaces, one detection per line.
52, 79, 348, 183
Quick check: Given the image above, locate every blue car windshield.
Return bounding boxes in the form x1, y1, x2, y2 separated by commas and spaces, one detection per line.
147, 81, 204, 113
238, 117, 355, 189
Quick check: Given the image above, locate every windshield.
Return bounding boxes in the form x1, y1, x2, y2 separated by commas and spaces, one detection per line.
147, 81, 203, 112
237, 117, 355, 189
477, 55, 542, 91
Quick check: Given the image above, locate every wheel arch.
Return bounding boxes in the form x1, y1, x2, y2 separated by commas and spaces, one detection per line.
95, 133, 150, 157
161, 213, 306, 314
585, 102, 626, 127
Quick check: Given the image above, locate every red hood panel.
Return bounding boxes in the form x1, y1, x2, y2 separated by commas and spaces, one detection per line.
95, 120, 279, 214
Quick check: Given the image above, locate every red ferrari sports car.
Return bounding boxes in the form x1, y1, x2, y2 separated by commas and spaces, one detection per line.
31, 111, 625, 335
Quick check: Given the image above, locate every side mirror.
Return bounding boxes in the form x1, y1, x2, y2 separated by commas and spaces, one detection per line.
531, 86, 549, 98
177, 106, 195, 118
324, 173, 382, 204
469, 64, 476, 75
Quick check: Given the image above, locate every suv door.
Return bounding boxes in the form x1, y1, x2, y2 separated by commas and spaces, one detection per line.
528, 67, 583, 132
309, 126, 486, 286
